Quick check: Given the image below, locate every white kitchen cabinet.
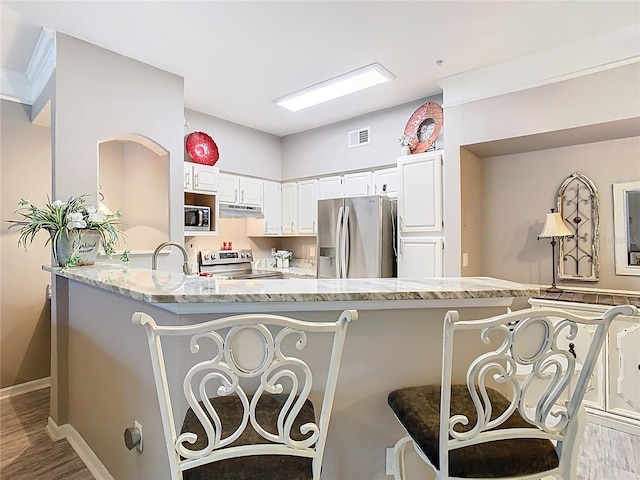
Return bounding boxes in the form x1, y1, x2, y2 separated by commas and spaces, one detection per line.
247, 180, 281, 236
397, 151, 444, 278
398, 151, 443, 233
184, 162, 219, 193
318, 176, 343, 200
281, 182, 297, 234
218, 173, 262, 206
218, 173, 240, 203
263, 180, 282, 235
297, 179, 318, 234
372, 167, 398, 197
343, 171, 372, 197
529, 297, 640, 435
398, 237, 443, 278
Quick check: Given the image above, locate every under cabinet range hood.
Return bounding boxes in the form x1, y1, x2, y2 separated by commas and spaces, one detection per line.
218, 202, 264, 219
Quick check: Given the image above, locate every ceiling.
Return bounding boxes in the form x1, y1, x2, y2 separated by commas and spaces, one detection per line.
1, 1, 639, 137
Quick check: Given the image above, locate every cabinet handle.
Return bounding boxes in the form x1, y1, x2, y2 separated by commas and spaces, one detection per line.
194, 173, 199, 188
185, 171, 190, 187
234, 189, 238, 202
367, 184, 370, 195
264, 221, 268, 234
241, 190, 244, 202
374, 184, 377, 194
400, 215, 404, 230
313, 220, 316, 232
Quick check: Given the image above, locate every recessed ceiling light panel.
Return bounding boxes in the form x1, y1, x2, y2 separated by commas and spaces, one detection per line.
274, 62, 395, 112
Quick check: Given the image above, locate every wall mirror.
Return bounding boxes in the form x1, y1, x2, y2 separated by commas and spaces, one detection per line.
557, 172, 599, 281
99, 135, 170, 254
613, 181, 640, 276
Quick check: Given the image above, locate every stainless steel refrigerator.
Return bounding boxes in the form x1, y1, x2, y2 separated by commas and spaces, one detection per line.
317, 195, 396, 278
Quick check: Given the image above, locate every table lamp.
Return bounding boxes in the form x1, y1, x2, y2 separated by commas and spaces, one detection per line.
538, 208, 573, 292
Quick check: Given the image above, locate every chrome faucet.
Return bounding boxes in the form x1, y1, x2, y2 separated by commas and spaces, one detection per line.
152, 242, 191, 275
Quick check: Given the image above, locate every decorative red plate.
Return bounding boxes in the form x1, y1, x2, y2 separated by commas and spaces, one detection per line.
185, 131, 219, 166
403, 102, 443, 154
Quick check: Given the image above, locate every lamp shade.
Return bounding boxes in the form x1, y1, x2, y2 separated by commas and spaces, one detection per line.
538, 212, 572, 238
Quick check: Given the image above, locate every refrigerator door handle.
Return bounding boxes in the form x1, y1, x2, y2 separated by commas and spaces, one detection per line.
335, 206, 344, 278
341, 206, 350, 278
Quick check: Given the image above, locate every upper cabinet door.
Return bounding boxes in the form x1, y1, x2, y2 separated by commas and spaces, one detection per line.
282, 182, 297, 234
318, 176, 343, 200
192, 164, 219, 193
372, 167, 398, 197
184, 163, 193, 190
262, 180, 281, 235
239, 177, 263, 206
343, 171, 372, 197
297, 179, 318, 234
398, 152, 443, 233
218, 173, 240, 203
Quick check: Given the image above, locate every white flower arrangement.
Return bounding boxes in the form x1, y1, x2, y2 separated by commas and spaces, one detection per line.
273, 250, 293, 261
398, 134, 417, 147
8, 194, 126, 267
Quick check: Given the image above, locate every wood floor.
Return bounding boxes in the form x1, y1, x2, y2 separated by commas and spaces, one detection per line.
0, 388, 92, 480
1, 388, 639, 479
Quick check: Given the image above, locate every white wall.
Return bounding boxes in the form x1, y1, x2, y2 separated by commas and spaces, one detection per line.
281, 96, 444, 180
0, 100, 52, 388
445, 63, 640, 277
53, 33, 184, 267
184, 108, 282, 181
481, 137, 640, 291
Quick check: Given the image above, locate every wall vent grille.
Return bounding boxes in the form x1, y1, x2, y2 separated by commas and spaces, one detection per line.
348, 127, 370, 148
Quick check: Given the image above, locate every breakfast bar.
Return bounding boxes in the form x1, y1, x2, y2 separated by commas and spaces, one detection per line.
47, 264, 538, 480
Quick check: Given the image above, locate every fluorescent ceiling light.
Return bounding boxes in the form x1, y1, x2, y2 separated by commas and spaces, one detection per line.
274, 62, 395, 112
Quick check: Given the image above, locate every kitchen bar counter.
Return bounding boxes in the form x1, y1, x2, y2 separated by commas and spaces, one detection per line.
47, 264, 538, 480
45, 263, 538, 313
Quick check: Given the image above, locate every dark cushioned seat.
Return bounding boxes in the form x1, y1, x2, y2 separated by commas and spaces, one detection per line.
388, 385, 559, 478
181, 394, 315, 480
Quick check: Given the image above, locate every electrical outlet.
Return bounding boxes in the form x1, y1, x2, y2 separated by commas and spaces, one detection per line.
462, 252, 469, 267
385, 447, 394, 475
309, 245, 316, 258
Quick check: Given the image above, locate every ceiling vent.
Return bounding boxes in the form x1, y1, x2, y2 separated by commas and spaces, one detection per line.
348, 127, 370, 148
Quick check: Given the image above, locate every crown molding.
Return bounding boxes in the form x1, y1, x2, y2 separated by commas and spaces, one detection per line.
0, 27, 55, 105
438, 25, 640, 108
25, 27, 56, 102
0, 68, 31, 104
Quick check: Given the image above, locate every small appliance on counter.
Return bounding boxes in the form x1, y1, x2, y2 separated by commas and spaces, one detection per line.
198, 249, 282, 279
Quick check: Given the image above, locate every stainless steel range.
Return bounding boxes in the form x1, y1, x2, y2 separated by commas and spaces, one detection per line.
198, 249, 282, 279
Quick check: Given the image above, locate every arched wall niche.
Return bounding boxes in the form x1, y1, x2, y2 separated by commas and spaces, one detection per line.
98, 133, 170, 253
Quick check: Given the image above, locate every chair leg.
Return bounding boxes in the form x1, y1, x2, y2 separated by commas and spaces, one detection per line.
392, 435, 413, 480
562, 403, 586, 480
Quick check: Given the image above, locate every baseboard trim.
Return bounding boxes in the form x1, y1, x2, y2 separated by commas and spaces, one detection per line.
46, 417, 115, 480
586, 408, 640, 436
0, 377, 50, 400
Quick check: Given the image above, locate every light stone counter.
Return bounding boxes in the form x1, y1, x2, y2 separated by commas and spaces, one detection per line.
47, 263, 539, 480
45, 263, 539, 313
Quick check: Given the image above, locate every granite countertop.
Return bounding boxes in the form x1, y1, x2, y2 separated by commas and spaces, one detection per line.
533, 289, 640, 308
254, 258, 317, 278
45, 263, 539, 305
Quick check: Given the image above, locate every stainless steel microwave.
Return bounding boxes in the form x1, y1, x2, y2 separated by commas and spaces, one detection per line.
184, 205, 211, 231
